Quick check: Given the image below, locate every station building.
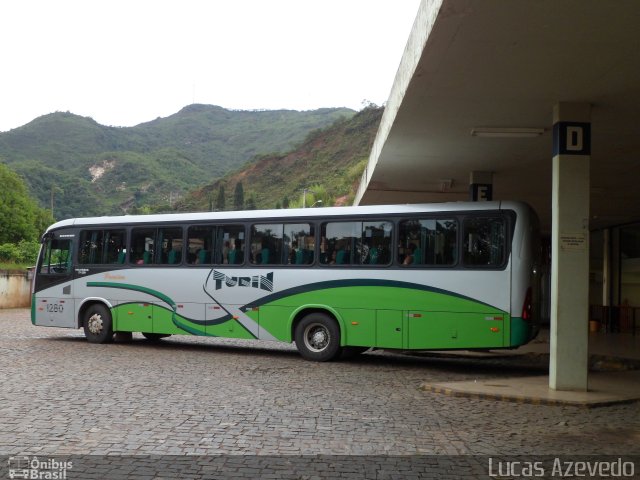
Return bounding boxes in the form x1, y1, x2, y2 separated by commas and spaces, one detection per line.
355, 0, 640, 391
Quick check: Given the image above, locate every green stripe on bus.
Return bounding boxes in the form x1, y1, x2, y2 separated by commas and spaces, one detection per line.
87, 282, 176, 308
110, 303, 256, 339
261, 284, 502, 313
88, 282, 257, 339
255, 284, 510, 348
87, 280, 524, 349
244, 279, 502, 311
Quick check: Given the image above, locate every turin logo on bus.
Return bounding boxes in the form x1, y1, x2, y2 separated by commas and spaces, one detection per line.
211, 270, 274, 292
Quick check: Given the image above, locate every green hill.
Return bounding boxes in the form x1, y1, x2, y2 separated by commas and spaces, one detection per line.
175, 105, 383, 212
0, 105, 354, 218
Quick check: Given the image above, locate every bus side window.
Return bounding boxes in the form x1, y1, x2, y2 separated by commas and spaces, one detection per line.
362, 221, 392, 265
399, 218, 457, 266
79, 230, 103, 265
158, 227, 183, 265
188, 226, 213, 265
131, 228, 156, 265
250, 224, 283, 265
218, 225, 245, 265
283, 223, 314, 265
321, 221, 362, 265
105, 230, 127, 264
79, 229, 127, 265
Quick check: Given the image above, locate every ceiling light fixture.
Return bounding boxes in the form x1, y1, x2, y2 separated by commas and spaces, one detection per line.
470, 127, 545, 138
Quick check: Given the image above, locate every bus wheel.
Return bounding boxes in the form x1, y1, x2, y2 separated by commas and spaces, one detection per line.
83, 304, 114, 344
295, 313, 341, 361
142, 332, 171, 341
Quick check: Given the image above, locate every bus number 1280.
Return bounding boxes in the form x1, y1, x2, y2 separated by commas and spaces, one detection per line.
47, 304, 64, 313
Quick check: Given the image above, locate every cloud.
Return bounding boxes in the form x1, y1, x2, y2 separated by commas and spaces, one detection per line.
0, 0, 420, 131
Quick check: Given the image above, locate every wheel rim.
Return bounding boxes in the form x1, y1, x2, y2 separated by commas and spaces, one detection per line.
87, 313, 104, 335
303, 322, 330, 353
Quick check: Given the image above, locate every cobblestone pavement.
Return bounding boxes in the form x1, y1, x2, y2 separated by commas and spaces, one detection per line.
1, 309, 639, 478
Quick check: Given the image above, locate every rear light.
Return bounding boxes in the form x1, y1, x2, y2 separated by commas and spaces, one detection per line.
522, 287, 532, 321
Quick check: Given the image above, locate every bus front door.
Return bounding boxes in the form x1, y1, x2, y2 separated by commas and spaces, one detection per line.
34, 232, 76, 328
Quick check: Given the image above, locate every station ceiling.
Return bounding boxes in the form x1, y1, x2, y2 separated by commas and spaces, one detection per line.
356, 0, 640, 233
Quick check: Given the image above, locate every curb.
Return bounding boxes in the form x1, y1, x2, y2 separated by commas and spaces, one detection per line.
402, 350, 640, 372
419, 383, 640, 409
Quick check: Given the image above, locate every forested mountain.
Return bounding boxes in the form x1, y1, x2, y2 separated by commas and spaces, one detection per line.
0, 105, 354, 219
175, 105, 383, 212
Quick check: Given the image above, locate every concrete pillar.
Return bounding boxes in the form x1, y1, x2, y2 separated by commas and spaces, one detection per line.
550, 102, 591, 391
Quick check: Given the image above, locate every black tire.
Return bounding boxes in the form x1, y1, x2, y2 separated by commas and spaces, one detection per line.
83, 304, 114, 344
294, 312, 341, 361
142, 332, 171, 342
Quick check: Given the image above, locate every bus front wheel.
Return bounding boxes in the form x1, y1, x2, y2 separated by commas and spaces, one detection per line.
83, 304, 114, 344
295, 313, 341, 362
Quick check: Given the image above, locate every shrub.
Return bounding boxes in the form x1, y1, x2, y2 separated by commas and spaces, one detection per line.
0, 244, 18, 262
0, 240, 40, 264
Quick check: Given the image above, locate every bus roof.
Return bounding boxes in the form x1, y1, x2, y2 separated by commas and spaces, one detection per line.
44, 201, 531, 232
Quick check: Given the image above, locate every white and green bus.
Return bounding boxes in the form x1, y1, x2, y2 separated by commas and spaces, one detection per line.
32, 201, 540, 361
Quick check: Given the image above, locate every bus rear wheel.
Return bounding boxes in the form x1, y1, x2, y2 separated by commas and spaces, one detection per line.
83, 304, 114, 344
295, 313, 341, 362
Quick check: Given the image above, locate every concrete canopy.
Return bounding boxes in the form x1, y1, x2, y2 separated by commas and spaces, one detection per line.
355, 0, 640, 233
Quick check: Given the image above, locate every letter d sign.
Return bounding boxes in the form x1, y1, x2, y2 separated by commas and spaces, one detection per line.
553, 122, 591, 156
566, 126, 583, 151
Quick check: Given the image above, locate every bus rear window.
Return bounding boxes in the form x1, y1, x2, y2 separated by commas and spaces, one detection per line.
463, 216, 507, 267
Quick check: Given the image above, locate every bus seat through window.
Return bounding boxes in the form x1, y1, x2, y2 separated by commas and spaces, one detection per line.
369, 248, 379, 265
168, 249, 180, 264
198, 249, 209, 264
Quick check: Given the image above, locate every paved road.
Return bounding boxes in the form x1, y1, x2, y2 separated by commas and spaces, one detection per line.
1, 309, 638, 478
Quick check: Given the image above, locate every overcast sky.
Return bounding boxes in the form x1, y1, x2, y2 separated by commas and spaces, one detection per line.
0, 0, 421, 132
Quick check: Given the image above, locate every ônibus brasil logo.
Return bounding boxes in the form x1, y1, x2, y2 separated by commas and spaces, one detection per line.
7, 456, 72, 479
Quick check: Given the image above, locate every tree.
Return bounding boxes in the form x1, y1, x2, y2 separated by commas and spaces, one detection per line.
216, 185, 226, 211
282, 196, 290, 209
34, 208, 55, 239
245, 195, 257, 210
0, 163, 53, 244
234, 182, 244, 210
289, 184, 331, 209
